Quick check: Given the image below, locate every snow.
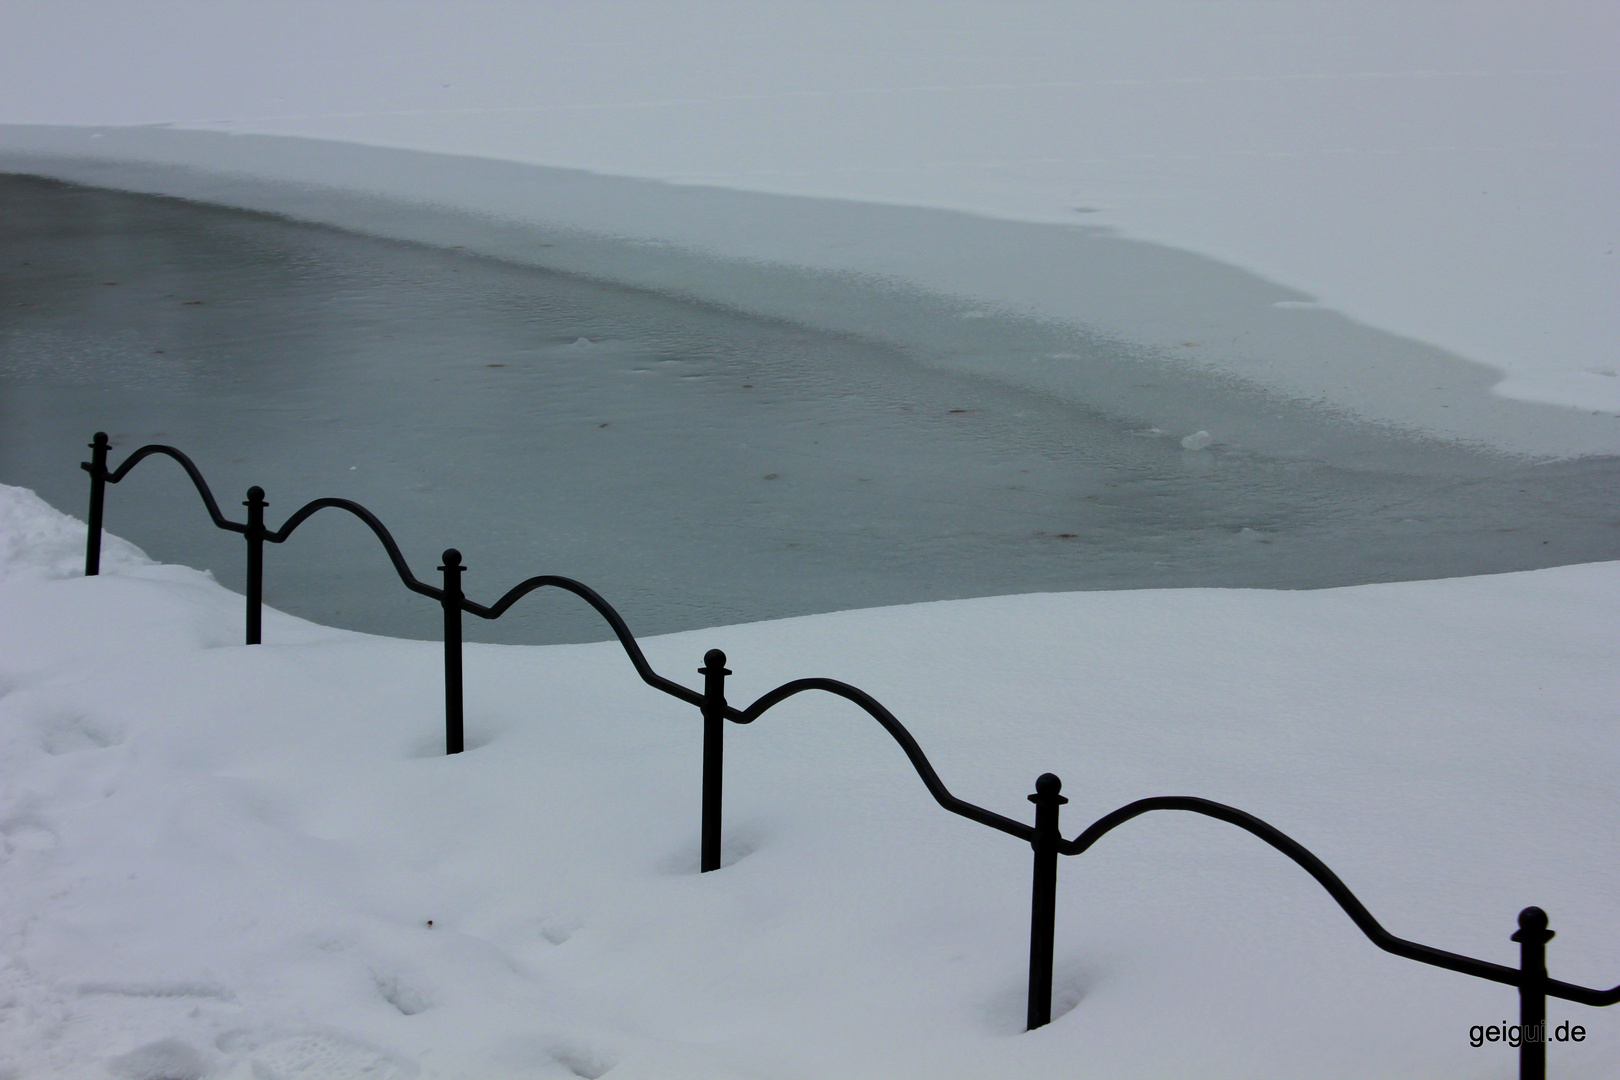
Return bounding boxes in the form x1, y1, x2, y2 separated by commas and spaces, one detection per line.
3, 5, 1618, 1075
3, 484, 1618, 1078
1, 1, 1617, 438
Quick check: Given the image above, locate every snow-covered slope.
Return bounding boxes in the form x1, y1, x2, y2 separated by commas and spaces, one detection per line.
3, 483, 1617, 1078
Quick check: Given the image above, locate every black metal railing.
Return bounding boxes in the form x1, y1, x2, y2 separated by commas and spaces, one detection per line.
79, 432, 1618, 1076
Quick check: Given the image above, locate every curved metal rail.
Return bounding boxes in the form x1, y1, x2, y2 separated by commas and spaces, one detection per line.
90, 440, 245, 534
268, 497, 443, 602
1061, 795, 1620, 1007
457, 574, 703, 709
732, 677, 1033, 841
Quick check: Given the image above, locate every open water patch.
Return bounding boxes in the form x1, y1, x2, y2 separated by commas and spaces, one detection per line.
1, 173, 1616, 644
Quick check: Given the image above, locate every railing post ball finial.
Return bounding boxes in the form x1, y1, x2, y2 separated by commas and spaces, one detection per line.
245, 485, 266, 506
440, 548, 464, 570
1032, 772, 1066, 803
92, 431, 109, 450
702, 648, 729, 673
1515, 906, 1551, 938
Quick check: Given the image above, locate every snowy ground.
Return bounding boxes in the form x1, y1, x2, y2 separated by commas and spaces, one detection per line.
3, 486, 1618, 1079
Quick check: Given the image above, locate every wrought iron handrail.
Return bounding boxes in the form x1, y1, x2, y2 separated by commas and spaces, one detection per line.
97, 442, 246, 533
267, 496, 443, 601
1060, 794, 1620, 1007
77, 432, 1617, 1077
459, 573, 704, 708
730, 677, 1035, 841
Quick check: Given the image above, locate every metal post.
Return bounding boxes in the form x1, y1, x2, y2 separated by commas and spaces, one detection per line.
244, 486, 267, 645
1512, 906, 1554, 1080
1027, 772, 1067, 1031
699, 648, 730, 873
439, 549, 466, 755
82, 432, 110, 576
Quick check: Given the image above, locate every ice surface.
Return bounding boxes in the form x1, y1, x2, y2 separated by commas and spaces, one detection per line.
1, 1, 1615, 425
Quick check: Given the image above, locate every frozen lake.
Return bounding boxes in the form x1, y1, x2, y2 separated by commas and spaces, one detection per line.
3, 173, 1617, 644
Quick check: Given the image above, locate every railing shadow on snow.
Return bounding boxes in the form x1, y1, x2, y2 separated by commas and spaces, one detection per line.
80, 432, 1618, 1077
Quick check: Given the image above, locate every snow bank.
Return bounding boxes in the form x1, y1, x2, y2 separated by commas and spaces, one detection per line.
3, 482, 1617, 1078
1, 1, 1616, 443
0, 485, 144, 585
